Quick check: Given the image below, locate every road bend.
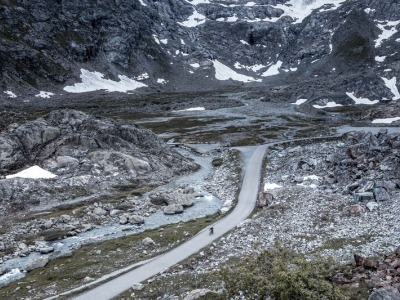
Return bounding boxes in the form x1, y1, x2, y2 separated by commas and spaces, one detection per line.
71, 144, 268, 300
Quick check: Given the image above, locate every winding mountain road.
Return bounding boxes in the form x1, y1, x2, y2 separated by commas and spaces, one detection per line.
71, 144, 268, 300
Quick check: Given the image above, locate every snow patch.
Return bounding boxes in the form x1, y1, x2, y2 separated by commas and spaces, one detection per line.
35, 91, 55, 99
157, 79, 167, 84
364, 8, 375, 14
375, 20, 400, 47
240, 40, 249, 45
372, 117, 400, 124
292, 99, 307, 105
381, 77, 400, 100
153, 35, 160, 44
160, 39, 168, 45
313, 101, 343, 109
4, 91, 17, 98
176, 107, 206, 112
190, 63, 200, 68
135, 73, 149, 81
138, 0, 147, 6
64, 69, 147, 93
346, 92, 379, 105
274, 0, 344, 24
217, 15, 238, 22
6, 166, 57, 179
213, 60, 261, 82
264, 183, 282, 191
179, 10, 206, 27
184, 0, 210, 4
261, 61, 282, 77
234, 62, 266, 72
375, 56, 386, 62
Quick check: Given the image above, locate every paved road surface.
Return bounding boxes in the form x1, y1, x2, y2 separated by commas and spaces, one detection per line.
72, 144, 268, 300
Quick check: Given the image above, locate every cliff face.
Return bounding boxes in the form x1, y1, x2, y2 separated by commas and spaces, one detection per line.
0, 0, 399, 101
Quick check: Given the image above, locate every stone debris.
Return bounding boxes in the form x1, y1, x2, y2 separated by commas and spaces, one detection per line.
26, 257, 49, 272
168, 131, 400, 297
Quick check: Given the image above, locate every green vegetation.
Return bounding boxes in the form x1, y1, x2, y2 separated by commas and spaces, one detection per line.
115, 244, 361, 300
0, 214, 221, 300
220, 244, 347, 300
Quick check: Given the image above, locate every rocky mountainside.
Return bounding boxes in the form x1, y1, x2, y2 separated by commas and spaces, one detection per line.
0, 0, 399, 106
0, 110, 197, 215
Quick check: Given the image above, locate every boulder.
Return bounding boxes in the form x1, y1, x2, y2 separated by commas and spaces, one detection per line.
366, 202, 379, 212
110, 209, 122, 217
93, 207, 107, 216
131, 283, 144, 291
26, 257, 49, 271
369, 286, 400, 300
128, 215, 145, 225
163, 204, 184, 215
39, 247, 54, 254
183, 289, 215, 300
119, 216, 128, 225
142, 237, 155, 247
354, 192, 374, 202
0, 266, 7, 276
373, 187, 390, 201
354, 254, 376, 269
44, 220, 53, 229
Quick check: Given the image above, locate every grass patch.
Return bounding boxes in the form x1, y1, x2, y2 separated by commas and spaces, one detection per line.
317, 235, 374, 252
115, 244, 352, 300
0, 215, 221, 300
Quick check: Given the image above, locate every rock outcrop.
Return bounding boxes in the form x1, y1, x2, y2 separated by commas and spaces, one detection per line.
0, 0, 399, 101
334, 247, 400, 296
0, 110, 197, 215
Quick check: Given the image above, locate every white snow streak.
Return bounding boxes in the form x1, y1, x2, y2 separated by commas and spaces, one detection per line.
264, 183, 282, 191
274, 0, 344, 24
382, 77, 400, 100
375, 20, 400, 47
153, 35, 160, 44
6, 166, 57, 179
176, 107, 206, 112
184, 0, 210, 4
346, 92, 379, 105
292, 99, 307, 105
4, 91, 17, 98
213, 60, 261, 82
261, 61, 282, 77
234, 62, 266, 72
313, 101, 343, 109
179, 10, 206, 27
190, 63, 200, 68
35, 91, 55, 99
64, 69, 147, 93
372, 117, 400, 124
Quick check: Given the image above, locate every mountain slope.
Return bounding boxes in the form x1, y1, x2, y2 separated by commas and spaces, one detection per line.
0, 0, 399, 106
